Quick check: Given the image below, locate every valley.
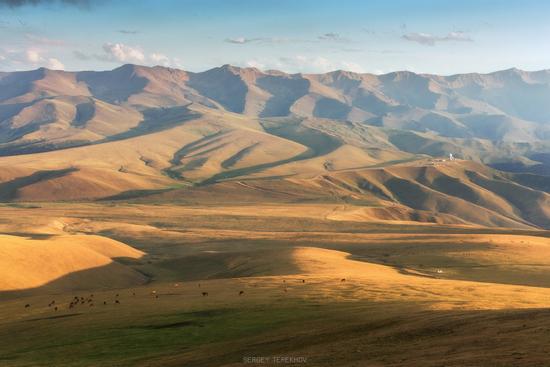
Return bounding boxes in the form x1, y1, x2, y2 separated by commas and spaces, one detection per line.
0, 203, 550, 366
0, 64, 549, 366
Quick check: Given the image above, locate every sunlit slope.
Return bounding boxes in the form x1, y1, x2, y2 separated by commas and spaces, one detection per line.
0, 108, 411, 200
0, 234, 145, 292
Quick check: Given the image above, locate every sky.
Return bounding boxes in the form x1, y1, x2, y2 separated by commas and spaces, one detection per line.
0, 0, 549, 74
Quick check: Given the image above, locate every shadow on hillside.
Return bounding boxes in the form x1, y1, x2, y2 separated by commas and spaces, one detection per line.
0, 167, 78, 201
0, 258, 149, 301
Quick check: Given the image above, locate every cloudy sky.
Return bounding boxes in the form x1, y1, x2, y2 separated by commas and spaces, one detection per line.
0, 0, 548, 74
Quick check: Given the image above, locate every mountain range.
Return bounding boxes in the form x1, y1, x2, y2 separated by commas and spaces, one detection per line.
0, 64, 548, 229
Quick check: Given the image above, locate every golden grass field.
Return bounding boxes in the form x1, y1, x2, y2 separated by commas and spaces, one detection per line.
0, 202, 549, 366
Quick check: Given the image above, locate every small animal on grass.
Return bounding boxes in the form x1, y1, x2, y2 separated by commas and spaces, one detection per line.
24, 304, 30, 308
302, 279, 305, 283
341, 278, 346, 282
115, 300, 120, 304
103, 301, 107, 305
54, 306, 58, 311
202, 292, 208, 297
239, 291, 245, 296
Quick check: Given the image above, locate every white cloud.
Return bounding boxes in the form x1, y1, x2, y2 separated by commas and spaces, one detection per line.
340, 61, 365, 73
402, 31, 473, 46
224, 36, 313, 45
241, 56, 366, 74
225, 37, 262, 44
102, 42, 145, 63
150, 53, 170, 66
0, 48, 65, 70
244, 59, 266, 69
25, 49, 41, 63
225, 33, 351, 45
47, 57, 64, 70
278, 56, 337, 73
74, 43, 180, 67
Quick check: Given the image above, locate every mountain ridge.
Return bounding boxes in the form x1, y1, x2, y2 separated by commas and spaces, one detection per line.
0, 63, 549, 229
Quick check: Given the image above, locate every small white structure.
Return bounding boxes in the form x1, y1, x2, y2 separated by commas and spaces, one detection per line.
449, 153, 455, 161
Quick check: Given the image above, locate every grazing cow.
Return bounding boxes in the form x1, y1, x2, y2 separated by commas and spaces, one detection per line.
24, 304, 30, 308
239, 291, 244, 296
155, 295, 159, 299
341, 278, 346, 282
115, 294, 119, 298
132, 292, 136, 296
302, 279, 305, 283
103, 301, 107, 305
54, 307, 58, 311
202, 292, 208, 297
89, 303, 94, 307
115, 300, 120, 304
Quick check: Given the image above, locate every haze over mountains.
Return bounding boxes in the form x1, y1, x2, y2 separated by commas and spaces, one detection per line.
0, 64, 549, 229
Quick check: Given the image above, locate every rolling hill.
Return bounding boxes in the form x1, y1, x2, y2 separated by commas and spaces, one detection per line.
0, 64, 548, 229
